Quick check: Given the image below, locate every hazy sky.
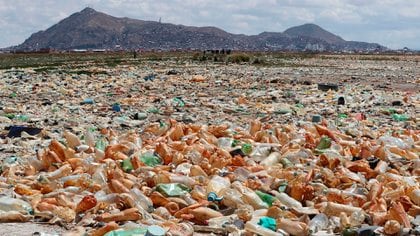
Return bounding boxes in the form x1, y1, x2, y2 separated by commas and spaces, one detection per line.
0, 0, 419, 49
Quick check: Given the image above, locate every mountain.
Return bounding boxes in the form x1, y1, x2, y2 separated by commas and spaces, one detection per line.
283, 23, 344, 44
15, 7, 386, 52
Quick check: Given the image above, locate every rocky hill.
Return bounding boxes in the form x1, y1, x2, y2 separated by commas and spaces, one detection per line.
15, 7, 386, 52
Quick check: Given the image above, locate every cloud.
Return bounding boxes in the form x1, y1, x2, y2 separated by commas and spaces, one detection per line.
0, 0, 419, 49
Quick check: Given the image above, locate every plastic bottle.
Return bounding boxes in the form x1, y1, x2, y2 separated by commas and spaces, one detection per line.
241, 143, 253, 155
233, 167, 251, 182
104, 228, 148, 236
92, 164, 108, 187
206, 175, 231, 195
308, 213, 329, 233
121, 158, 134, 173
95, 137, 108, 151
249, 145, 271, 162
349, 211, 365, 227
95, 192, 119, 205
156, 183, 191, 197
377, 136, 408, 149
207, 215, 238, 228
317, 136, 332, 150
0, 197, 34, 215
185, 149, 203, 165
218, 137, 235, 151
232, 182, 268, 209
245, 218, 283, 236
270, 190, 302, 209
169, 174, 196, 188
0, 210, 32, 222
255, 190, 277, 207
408, 189, 420, 205
130, 188, 154, 213
260, 152, 281, 166
140, 152, 162, 167
391, 113, 408, 122
219, 188, 245, 208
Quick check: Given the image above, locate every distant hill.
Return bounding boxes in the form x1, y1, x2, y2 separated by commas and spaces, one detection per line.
284, 23, 345, 44
14, 7, 386, 52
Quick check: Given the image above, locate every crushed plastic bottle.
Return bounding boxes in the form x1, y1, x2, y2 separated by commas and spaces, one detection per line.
0, 197, 34, 215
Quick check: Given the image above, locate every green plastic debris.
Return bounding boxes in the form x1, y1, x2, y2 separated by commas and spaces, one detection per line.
4, 156, 18, 165
146, 225, 166, 236
16, 115, 29, 122
104, 228, 148, 236
275, 109, 292, 114
159, 120, 167, 128
4, 114, 16, 119
140, 153, 162, 167
387, 108, 397, 114
231, 139, 239, 147
241, 143, 253, 155
392, 114, 408, 122
256, 190, 276, 206
342, 227, 358, 236
121, 158, 133, 173
295, 103, 304, 108
316, 136, 331, 150
147, 107, 160, 114
280, 158, 293, 168
9, 92, 17, 98
87, 127, 97, 133
338, 113, 348, 119
156, 183, 191, 197
278, 182, 288, 193
95, 138, 108, 151
173, 97, 185, 107
258, 216, 277, 231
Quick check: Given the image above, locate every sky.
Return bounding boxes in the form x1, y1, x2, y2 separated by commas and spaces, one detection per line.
0, 0, 419, 49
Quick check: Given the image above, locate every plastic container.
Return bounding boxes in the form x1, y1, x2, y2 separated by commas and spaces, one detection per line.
0, 197, 34, 215
245, 218, 283, 236
206, 175, 231, 195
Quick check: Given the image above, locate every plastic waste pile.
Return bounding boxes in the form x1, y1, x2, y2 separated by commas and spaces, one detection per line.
0, 116, 418, 235
0, 59, 419, 235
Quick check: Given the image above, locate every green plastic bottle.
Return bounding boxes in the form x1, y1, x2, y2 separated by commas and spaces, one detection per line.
104, 228, 148, 236
140, 153, 162, 167
121, 158, 133, 173
392, 114, 408, 122
156, 183, 191, 197
317, 136, 331, 150
241, 143, 253, 155
255, 190, 276, 206
95, 138, 108, 151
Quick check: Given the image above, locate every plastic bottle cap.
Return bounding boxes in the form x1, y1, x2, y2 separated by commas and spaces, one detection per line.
312, 115, 322, 123
145, 225, 166, 236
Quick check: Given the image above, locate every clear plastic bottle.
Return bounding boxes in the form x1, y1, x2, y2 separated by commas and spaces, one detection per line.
219, 188, 245, 208
169, 174, 196, 188
206, 175, 231, 195
0, 196, 33, 215
130, 187, 154, 213
218, 137, 234, 151
270, 190, 302, 209
260, 152, 281, 166
350, 211, 365, 227
92, 164, 108, 187
308, 213, 329, 233
249, 145, 271, 162
232, 182, 268, 209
